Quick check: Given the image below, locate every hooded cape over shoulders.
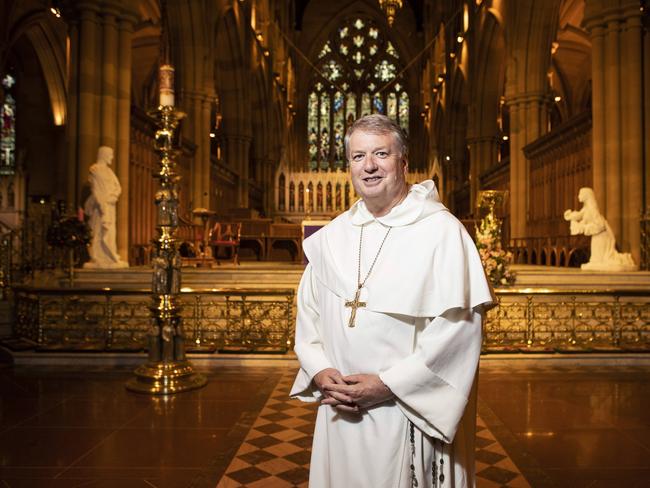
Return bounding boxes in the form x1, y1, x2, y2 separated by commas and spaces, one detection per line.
302, 180, 495, 317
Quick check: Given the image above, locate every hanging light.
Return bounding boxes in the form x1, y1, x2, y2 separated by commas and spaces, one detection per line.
378, 0, 403, 26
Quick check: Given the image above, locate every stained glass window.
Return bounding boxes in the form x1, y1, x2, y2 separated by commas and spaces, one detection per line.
399, 91, 410, 129
1, 74, 17, 175
307, 16, 410, 171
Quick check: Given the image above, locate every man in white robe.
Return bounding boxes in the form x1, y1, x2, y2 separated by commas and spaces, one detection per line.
290, 115, 494, 488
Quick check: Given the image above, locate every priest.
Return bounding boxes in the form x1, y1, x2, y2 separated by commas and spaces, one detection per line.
290, 114, 494, 488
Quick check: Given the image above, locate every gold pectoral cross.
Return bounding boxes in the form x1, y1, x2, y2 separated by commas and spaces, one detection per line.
345, 286, 366, 327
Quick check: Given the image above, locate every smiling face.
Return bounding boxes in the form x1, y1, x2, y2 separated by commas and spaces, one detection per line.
348, 130, 409, 217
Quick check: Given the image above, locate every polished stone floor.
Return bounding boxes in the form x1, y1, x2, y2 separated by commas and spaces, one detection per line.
0, 357, 649, 487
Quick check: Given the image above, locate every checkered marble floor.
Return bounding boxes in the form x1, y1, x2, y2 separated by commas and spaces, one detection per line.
217, 371, 530, 488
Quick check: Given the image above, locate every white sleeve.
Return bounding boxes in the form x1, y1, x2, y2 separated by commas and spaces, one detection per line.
290, 263, 333, 402
379, 307, 482, 443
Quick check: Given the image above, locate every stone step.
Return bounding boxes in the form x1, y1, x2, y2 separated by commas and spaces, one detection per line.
33, 264, 306, 290
511, 265, 650, 291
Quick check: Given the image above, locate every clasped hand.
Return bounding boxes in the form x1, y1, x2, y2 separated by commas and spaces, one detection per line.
313, 368, 393, 414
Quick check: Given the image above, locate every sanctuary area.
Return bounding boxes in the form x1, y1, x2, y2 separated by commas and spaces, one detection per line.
0, 1, 649, 487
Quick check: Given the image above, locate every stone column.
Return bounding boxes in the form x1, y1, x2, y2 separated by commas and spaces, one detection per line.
182, 91, 213, 211
224, 135, 252, 208
585, 0, 645, 263
620, 3, 643, 263
115, 13, 136, 264
263, 159, 277, 217
76, 3, 101, 203
589, 22, 606, 208
506, 93, 548, 238
645, 9, 650, 212
65, 19, 80, 206
100, 9, 118, 149
253, 158, 276, 217
200, 96, 212, 210
603, 11, 622, 241
507, 99, 524, 237
467, 136, 498, 213
63, 0, 137, 263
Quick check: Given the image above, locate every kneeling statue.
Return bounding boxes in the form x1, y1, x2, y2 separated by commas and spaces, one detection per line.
564, 187, 636, 271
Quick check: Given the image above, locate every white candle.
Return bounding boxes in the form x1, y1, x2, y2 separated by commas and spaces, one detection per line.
159, 64, 175, 107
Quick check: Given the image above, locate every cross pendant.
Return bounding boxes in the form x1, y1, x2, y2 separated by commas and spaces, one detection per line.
344, 286, 366, 327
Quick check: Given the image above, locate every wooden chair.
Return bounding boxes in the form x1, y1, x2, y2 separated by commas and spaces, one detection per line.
210, 222, 241, 265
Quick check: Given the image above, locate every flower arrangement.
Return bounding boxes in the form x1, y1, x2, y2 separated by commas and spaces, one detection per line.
475, 211, 516, 287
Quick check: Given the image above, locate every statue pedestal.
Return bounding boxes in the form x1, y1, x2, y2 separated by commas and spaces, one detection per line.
83, 260, 128, 269
511, 264, 649, 290
581, 262, 638, 272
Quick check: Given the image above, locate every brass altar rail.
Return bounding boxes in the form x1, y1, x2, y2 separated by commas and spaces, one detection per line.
13, 286, 295, 353
486, 288, 650, 352
9, 286, 650, 354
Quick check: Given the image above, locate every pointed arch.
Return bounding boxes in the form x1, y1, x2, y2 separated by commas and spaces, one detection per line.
3, 12, 66, 126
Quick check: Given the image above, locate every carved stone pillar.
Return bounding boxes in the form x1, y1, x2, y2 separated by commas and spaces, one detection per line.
620, 3, 644, 263
63, 0, 137, 263
646, 8, 650, 214
505, 92, 548, 238
255, 158, 276, 216
100, 9, 118, 149
585, 0, 645, 263
589, 21, 606, 211
224, 135, 252, 208
183, 91, 213, 210
604, 11, 622, 240
65, 17, 80, 206
467, 136, 499, 213
115, 14, 136, 263
75, 2, 101, 202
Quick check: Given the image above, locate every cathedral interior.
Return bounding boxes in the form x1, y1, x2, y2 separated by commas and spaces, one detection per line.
0, 0, 650, 487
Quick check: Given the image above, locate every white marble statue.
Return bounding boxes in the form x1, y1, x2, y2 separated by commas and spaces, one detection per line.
83, 146, 128, 268
564, 187, 637, 271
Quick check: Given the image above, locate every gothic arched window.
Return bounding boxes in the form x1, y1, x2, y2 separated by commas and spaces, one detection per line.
308, 17, 410, 171
1, 73, 17, 175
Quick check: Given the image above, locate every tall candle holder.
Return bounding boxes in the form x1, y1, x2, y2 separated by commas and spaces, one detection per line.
126, 105, 207, 394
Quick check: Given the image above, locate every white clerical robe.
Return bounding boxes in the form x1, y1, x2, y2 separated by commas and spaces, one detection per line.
290, 180, 495, 488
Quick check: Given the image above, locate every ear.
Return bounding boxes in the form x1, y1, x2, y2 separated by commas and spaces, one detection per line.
402, 156, 408, 175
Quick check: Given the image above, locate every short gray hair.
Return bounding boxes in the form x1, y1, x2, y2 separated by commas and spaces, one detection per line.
344, 114, 409, 160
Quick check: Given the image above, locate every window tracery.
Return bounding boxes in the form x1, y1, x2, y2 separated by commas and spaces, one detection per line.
308, 16, 410, 171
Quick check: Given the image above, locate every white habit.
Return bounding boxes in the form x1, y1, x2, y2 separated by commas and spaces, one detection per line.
290, 180, 494, 488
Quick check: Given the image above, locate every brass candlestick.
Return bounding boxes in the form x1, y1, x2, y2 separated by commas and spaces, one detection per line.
126, 105, 207, 394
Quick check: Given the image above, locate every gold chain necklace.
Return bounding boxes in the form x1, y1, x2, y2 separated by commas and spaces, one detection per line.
344, 224, 392, 327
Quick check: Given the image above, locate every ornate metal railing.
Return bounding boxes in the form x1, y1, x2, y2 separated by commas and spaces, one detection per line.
8, 285, 650, 354
484, 289, 650, 352
13, 287, 295, 353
